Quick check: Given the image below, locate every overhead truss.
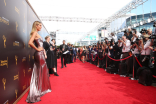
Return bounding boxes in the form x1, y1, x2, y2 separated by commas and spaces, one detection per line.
56, 31, 88, 35
92, 0, 148, 32
40, 0, 149, 40
81, 0, 149, 40
39, 16, 105, 23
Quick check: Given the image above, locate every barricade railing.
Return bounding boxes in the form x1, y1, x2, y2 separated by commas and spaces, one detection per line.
107, 54, 132, 61
134, 55, 156, 78
81, 53, 156, 78
87, 54, 106, 61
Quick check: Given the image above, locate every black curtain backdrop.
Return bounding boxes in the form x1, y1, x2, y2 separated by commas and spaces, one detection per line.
0, 0, 49, 103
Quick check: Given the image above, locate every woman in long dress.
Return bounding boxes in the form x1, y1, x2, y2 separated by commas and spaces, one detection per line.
51, 39, 58, 71
26, 21, 51, 103
43, 36, 59, 76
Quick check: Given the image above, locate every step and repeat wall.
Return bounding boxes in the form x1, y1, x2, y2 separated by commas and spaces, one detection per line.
0, 0, 49, 104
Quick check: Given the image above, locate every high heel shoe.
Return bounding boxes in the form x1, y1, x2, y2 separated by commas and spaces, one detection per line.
54, 72, 59, 76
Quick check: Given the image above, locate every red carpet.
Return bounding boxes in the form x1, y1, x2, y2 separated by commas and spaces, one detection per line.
18, 59, 156, 104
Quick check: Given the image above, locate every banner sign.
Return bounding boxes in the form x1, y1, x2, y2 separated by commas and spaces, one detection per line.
0, 0, 49, 103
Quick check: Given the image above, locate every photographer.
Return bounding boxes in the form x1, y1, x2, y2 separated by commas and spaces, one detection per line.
107, 41, 113, 67
148, 46, 156, 77
98, 43, 103, 67
124, 28, 133, 41
140, 34, 151, 68
110, 32, 117, 43
131, 40, 140, 79
120, 36, 131, 76
148, 23, 156, 78
147, 28, 155, 46
131, 29, 138, 42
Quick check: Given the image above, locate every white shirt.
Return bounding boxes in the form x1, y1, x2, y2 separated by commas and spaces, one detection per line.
132, 48, 139, 54
141, 39, 151, 55
122, 39, 131, 52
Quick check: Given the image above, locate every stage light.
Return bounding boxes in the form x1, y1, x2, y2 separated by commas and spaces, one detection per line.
140, 21, 143, 25
133, 24, 136, 27
147, 16, 155, 23
133, 22, 139, 28
147, 18, 151, 23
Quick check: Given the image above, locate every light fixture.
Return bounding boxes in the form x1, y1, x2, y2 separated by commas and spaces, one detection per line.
140, 21, 143, 25
133, 22, 139, 27
148, 16, 155, 23
140, 19, 146, 25
147, 18, 151, 23
140, 20, 145, 25
133, 24, 136, 27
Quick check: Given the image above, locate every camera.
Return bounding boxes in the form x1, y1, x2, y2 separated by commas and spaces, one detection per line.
149, 32, 156, 39
140, 28, 147, 34
131, 38, 139, 46
132, 28, 137, 34
149, 21, 156, 50
124, 29, 128, 34
149, 21, 156, 42
149, 21, 156, 39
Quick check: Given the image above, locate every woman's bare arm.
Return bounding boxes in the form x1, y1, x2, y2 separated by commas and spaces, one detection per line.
28, 32, 38, 51
44, 49, 47, 59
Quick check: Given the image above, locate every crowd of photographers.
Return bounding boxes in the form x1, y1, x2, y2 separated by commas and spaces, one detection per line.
77, 21, 156, 85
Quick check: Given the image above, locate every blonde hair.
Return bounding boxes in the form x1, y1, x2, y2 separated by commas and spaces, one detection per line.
45, 35, 50, 40
30, 21, 41, 37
